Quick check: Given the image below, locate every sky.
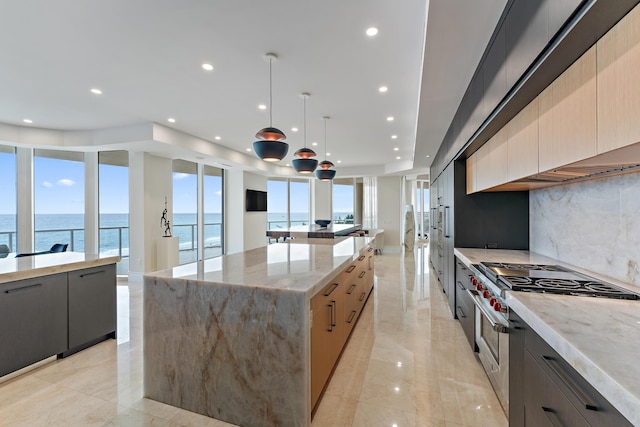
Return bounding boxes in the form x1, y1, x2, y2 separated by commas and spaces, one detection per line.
0, 151, 351, 216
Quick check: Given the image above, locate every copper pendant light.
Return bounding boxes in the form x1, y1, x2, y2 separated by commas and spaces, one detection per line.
292, 93, 318, 173
316, 116, 337, 181
253, 53, 288, 162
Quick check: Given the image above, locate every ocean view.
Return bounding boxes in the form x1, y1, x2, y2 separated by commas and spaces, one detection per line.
0, 211, 354, 254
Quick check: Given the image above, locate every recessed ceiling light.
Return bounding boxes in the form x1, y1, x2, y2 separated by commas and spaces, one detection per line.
167, 118, 176, 123
337, 160, 342, 164
202, 63, 214, 71
312, 142, 318, 146
396, 156, 401, 160
258, 104, 267, 110
391, 135, 398, 139
387, 116, 394, 122
291, 127, 298, 132
379, 86, 388, 93
214, 136, 221, 140
425, 154, 431, 158
285, 163, 290, 167
326, 152, 331, 156
23, 119, 33, 123
246, 148, 251, 152
366, 27, 378, 37
90, 88, 102, 95
394, 147, 399, 151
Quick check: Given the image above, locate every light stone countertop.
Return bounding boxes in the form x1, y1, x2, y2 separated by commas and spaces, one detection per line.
455, 247, 640, 426
145, 236, 373, 299
0, 252, 120, 284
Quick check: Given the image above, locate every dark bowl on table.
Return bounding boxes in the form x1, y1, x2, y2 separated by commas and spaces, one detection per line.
315, 220, 332, 228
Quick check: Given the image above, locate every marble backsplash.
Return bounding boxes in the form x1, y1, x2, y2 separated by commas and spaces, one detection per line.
530, 171, 640, 287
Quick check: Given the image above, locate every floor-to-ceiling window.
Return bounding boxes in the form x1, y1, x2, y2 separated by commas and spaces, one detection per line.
289, 179, 309, 226
0, 145, 16, 252
415, 180, 430, 239
333, 178, 355, 224
34, 149, 85, 252
204, 165, 223, 258
99, 151, 129, 274
267, 178, 288, 230
267, 178, 310, 231
172, 159, 198, 265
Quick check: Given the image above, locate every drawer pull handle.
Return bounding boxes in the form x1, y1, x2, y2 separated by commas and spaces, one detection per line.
323, 283, 339, 297
347, 284, 357, 294
347, 310, 357, 324
5, 283, 43, 294
541, 355, 598, 411
457, 281, 465, 291
359, 292, 366, 302
327, 303, 333, 332
346, 265, 356, 273
368, 247, 373, 252
541, 407, 562, 427
331, 301, 337, 327
358, 271, 366, 279
79, 269, 106, 278
358, 255, 365, 261
456, 306, 465, 319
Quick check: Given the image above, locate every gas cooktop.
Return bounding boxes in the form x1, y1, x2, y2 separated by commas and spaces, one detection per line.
478, 262, 640, 300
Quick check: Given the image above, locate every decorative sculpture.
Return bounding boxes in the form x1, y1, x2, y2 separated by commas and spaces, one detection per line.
161, 197, 172, 237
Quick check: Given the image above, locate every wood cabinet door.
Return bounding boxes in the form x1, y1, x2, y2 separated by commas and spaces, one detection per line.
476, 127, 508, 191
507, 96, 539, 181
466, 152, 477, 194
310, 289, 333, 408
539, 45, 597, 172
597, 5, 640, 154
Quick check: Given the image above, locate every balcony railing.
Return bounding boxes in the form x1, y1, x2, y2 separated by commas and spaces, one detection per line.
0, 222, 223, 257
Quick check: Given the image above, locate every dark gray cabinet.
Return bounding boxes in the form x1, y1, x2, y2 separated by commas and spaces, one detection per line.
68, 264, 117, 352
482, 23, 507, 118
0, 273, 68, 376
454, 259, 475, 350
510, 311, 633, 427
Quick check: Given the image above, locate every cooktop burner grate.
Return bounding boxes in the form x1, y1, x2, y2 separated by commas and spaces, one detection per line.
499, 276, 640, 300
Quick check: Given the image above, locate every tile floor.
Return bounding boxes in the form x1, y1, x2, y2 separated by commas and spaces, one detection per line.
0, 244, 507, 426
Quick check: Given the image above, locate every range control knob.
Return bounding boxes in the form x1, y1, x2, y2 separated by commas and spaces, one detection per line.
494, 302, 502, 312
489, 297, 497, 306
476, 283, 484, 291
482, 290, 490, 299
470, 276, 476, 286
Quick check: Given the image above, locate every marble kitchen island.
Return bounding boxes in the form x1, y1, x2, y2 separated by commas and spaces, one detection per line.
143, 236, 375, 427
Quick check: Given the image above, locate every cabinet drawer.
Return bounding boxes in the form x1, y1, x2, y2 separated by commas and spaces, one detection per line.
68, 264, 116, 349
525, 319, 632, 427
0, 273, 68, 376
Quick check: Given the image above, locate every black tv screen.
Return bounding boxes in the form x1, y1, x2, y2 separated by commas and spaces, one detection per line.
246, 189, 267, 212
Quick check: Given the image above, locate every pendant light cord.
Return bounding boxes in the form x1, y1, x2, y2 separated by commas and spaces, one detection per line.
303, 95, 307, 148
269, 57, 273, 127
323, 117, 328, 160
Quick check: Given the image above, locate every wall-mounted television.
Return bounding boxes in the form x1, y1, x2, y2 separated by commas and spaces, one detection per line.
246, 189, 267, 212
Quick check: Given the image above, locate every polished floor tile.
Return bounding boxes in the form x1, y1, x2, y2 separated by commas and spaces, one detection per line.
0, 244, 506, 427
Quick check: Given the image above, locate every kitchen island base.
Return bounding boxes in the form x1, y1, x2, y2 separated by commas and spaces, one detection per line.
143, 237, 375, 427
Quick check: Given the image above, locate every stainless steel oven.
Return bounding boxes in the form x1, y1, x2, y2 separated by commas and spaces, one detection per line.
468, 278, 510, 414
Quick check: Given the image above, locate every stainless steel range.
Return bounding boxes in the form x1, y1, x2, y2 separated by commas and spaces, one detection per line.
467, 261, 640, 415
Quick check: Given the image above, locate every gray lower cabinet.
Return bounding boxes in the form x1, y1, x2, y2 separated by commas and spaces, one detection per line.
0, 273, 68, 376
68, 264, 116, 351
454, 259, 475, 351
510, 311, 632, 427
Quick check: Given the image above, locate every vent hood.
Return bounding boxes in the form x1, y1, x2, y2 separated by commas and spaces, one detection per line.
489, 141, 640, 191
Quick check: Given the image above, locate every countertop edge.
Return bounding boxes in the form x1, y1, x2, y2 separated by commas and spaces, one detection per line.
0, 254, 120, 284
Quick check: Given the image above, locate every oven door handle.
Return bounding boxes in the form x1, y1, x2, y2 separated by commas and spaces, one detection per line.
467, 289, 509, 333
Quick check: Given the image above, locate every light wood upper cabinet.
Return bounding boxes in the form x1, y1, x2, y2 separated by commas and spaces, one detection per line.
538, 45, 597, 172
466, 152, 477, 194
476, 126, 508, 191
507, 97, 538, 181
597, 5, 640, 154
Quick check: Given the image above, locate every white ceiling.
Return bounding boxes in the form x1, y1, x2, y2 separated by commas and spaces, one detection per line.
0, 0, 506, 178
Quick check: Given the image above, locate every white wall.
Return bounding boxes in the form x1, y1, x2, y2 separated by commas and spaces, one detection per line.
530, 171, 640, 287
128, 152, 173, 278
224, 170, 267, 254
377, 176, 402, 252
243, 172, 267, 251
312, 180, 332, 221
